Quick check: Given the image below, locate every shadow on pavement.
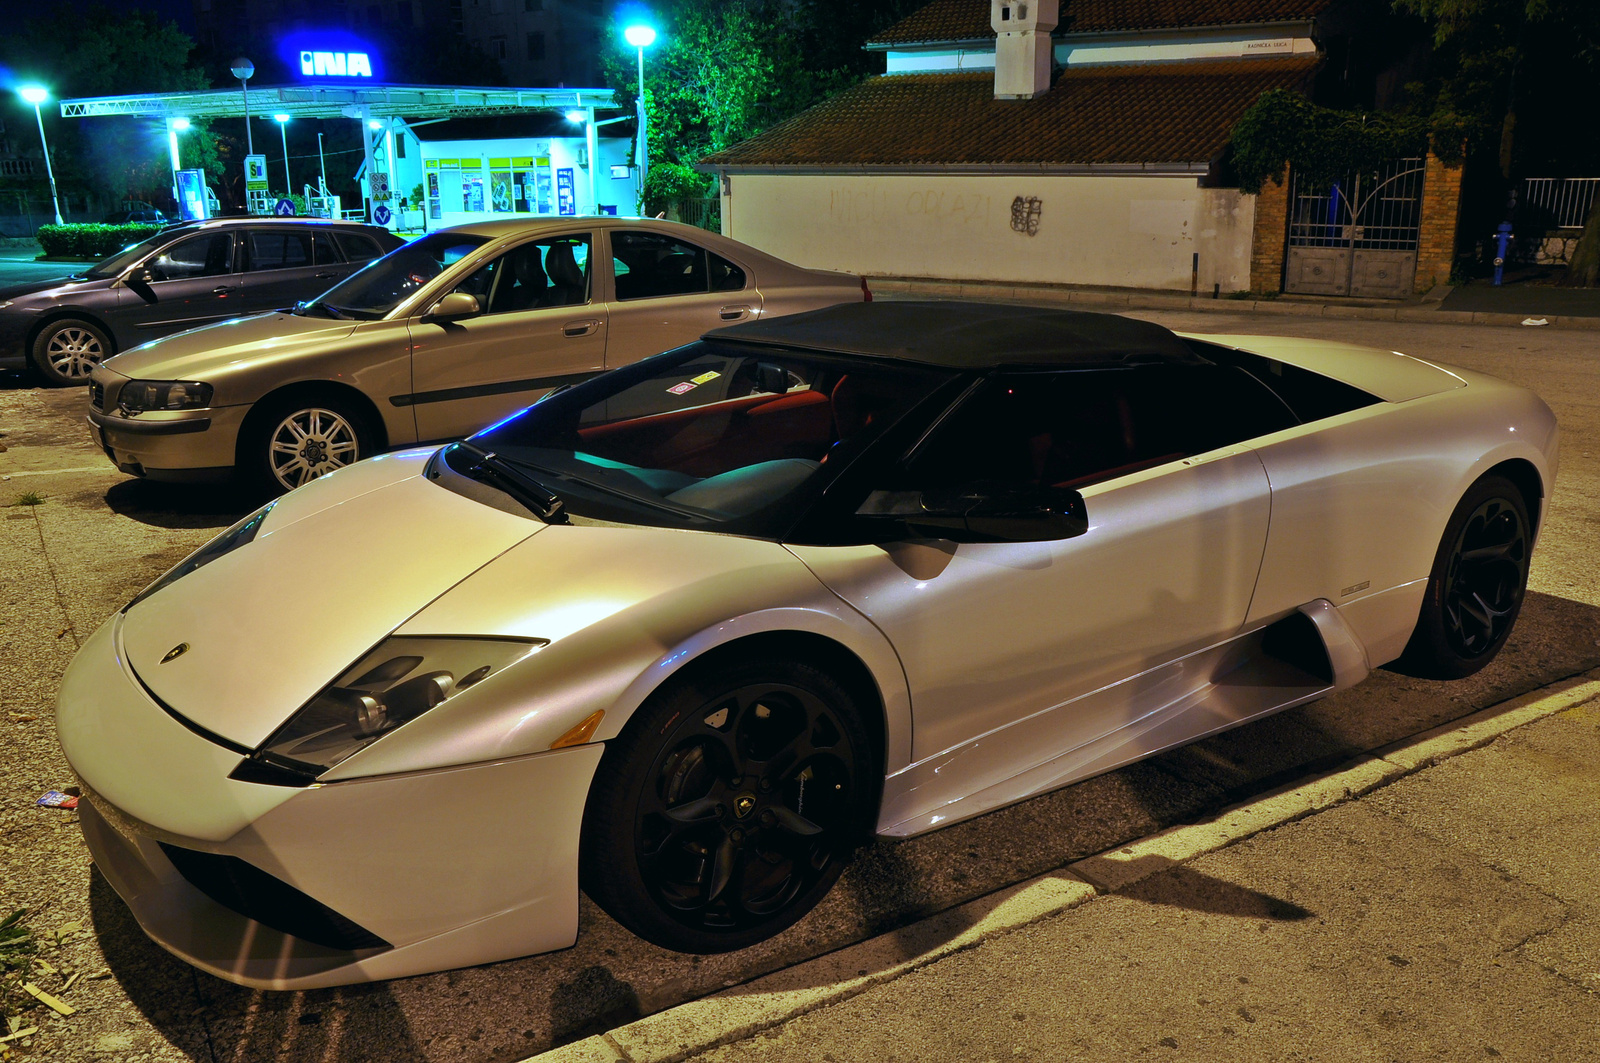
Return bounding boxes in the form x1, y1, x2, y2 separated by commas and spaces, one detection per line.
90, 868, 426, 1062
102, 477, 254, 530
1115, 859, 1317, 921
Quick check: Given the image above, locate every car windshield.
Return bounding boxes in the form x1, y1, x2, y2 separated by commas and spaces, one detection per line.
83, 235, 169, 279
453, 342, 954, 535
304, 232, 489, 319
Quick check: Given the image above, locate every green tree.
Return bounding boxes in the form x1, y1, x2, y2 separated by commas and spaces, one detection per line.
602, 0, 926, 213
0, 5, 216, 212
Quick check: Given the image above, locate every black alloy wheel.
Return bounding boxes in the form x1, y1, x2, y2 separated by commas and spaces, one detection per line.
1396, 474, 1531, 679
581, 658, 873, 953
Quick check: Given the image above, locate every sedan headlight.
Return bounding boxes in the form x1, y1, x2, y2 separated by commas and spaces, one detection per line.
118, 379, 213, 412
248, 636, 547, 778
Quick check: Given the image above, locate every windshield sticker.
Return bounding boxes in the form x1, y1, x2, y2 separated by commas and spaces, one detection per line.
690, 371, 722, 385
667, 381, 697, 395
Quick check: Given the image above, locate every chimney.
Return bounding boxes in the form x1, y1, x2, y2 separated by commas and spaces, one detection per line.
991, 0, 1059, 100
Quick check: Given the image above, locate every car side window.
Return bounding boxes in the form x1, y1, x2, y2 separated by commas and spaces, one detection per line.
612, 231, 738, 299
452, 234, 592, 315
335, 233, 384, 263
901, 364, 1297, 492
148, 233, 235, 281
311, 232, 343, 265
248, 231, 313, 272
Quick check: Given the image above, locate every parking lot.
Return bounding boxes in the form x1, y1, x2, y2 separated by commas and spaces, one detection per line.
3, 309, 1599, 1062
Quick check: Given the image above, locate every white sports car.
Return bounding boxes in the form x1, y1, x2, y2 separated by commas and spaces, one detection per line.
57, 302, 1556, 989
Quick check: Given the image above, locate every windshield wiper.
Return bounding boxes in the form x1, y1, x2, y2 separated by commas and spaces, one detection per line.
320, 303, 348, 319
450, 442, 567, 523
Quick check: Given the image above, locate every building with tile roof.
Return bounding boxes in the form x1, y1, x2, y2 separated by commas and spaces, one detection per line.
698, 0, 1407, 294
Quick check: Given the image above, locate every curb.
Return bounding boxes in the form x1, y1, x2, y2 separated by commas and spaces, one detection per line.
525, 668, 1600, 1063
868, 278, 1600, 331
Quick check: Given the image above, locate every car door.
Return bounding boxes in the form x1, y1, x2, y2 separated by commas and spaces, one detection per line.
113, 230, 245, 338
790, 364, 1291, 768
603, 228, 759, 368
237, 228, 339, 313
407, 232, 607, 442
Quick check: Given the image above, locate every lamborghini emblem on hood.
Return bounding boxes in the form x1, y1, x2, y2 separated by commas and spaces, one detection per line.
161, 642, 190, 664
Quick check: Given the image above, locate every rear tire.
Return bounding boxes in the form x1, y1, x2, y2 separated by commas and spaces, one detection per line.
1393, 474, 1531, 680
31, 318, 112, 386
580, 657, 872, 953
244, 393, 376, 496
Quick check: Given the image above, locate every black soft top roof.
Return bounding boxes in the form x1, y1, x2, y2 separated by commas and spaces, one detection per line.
706, 301, 1203, 369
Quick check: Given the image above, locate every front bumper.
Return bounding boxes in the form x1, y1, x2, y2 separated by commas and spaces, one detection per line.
86, 405, 248, 482
59, 614, 603, 990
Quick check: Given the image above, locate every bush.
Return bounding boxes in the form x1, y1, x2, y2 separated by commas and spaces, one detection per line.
37, 223, 164, 259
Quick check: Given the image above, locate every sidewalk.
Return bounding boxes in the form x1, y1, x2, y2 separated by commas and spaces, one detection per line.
870, 275, 1600, 331
537, 674, 1600, 1062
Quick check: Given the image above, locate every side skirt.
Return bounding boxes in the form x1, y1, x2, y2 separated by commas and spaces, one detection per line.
877, 601, 1370, 838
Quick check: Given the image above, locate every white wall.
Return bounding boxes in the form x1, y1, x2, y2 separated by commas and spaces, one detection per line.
722, 173, 1256, 292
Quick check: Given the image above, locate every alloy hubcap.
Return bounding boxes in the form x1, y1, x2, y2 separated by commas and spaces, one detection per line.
636, 683, 857, 930
45, 328, 104, 380
1442, 496, 1528, 657
269, 408, 359, 490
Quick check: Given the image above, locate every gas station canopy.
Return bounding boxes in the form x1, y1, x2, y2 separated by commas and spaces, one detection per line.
59, 84, 618, 121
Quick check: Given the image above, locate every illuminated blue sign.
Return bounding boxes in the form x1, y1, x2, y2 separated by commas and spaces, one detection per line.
300, 51, 374, 77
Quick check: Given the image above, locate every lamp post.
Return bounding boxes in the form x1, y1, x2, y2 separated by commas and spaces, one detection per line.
274, 113, 291, 195
18, 85, 64, 226
317, 132, 328, 197
623, 24, 656, 193
230, 57, 255, 156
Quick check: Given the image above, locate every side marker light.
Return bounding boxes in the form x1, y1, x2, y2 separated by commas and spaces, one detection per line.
551, 710, 605, 749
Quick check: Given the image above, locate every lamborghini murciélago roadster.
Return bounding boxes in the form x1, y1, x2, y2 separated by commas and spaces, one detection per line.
57, 302, 1557, 989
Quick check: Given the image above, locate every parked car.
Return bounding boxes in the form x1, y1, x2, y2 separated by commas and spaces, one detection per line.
0, 217, 402, 386
100, 208, 169, 224
57, 302, 1555, 989
84, 217, 870, 493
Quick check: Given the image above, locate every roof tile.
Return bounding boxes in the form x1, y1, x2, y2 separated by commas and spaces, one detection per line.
869, 0, 1331, 46
700, 57, 1319, 169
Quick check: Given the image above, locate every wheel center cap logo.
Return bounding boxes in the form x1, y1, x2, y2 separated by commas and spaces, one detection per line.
734, 795, 756, 819
161, 642, 190, 663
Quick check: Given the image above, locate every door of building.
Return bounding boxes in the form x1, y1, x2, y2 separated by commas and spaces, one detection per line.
1284, 158, 1425, 298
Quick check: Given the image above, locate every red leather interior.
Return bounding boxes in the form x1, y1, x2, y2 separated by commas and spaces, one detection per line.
578, 389, 833, 477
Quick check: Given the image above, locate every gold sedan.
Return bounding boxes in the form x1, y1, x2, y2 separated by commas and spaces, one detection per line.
86, 217, 868, 493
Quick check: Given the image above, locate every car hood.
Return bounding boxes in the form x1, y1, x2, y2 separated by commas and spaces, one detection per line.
120, 450, 542, 748
103, 311, 361, 381
0, 275, 96, 300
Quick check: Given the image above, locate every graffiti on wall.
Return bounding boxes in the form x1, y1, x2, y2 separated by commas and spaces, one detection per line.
1011, 196, 1043, 236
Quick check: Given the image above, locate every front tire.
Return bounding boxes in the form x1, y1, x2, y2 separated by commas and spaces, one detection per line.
580, 658, 873, 953
246, 394, 375, 495
31, 318, 112, 386
1394, 474, 1531, 680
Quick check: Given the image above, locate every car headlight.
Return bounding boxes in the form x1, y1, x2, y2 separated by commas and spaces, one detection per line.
247, 636, 547, 778
118, 379, 213, 412
124, 501, 276, 612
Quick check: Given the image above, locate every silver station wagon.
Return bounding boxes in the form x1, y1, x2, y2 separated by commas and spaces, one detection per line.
86, 217, 868, 493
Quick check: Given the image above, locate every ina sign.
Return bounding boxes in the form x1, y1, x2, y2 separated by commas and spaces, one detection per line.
300, 51, 374, 77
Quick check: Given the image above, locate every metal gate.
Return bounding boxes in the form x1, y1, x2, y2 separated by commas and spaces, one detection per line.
1284, 158, 1425, 298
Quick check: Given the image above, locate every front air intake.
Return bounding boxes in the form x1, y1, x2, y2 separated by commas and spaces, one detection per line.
158, 844, 390, 952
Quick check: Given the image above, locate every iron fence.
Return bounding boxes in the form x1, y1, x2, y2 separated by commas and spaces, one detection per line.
1288, 158, 1425, 251
1521, 177, 1599, 229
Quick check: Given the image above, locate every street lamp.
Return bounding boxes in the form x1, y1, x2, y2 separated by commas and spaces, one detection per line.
18, 85, 64, 226
623, 24, 657, 192
230, 57, 255, 156
274, 113, 291, 194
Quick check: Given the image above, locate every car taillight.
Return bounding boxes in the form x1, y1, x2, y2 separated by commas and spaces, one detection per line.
860, 276, 872, 302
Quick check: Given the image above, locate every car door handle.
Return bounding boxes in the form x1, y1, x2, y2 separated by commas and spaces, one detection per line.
314, 271, 337, 279
212, 286, 236, 294
719, 304, 751, 320
562, 319, 601, 337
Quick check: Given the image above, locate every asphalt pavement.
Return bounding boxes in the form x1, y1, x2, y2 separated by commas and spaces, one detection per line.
1, 311, 1598, 1062
0, 249, 82, 288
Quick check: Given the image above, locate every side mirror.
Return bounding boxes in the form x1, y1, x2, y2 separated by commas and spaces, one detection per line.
857, 481, 1088, 543
425, 292, 481, 320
